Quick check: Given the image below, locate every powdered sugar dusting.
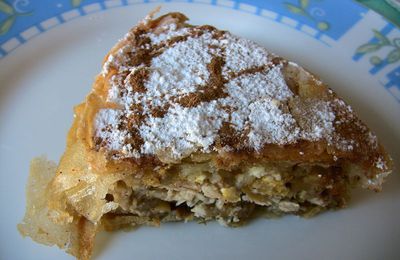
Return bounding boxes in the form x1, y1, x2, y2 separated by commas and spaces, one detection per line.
375, 157, 387, 170
147, 23, 190, 45
247, 99, 300, 149
223, 34, 271, 75
140, 101, 227, 159
145, 32, 218, 98
293, 99, 336, 141
221, 67, 294, 132
102, 45, 135, 76
96, 109, 127, 151
94, 18, 340, 161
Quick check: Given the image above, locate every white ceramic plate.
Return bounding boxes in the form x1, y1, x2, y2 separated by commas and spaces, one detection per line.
1, 1, 399, 259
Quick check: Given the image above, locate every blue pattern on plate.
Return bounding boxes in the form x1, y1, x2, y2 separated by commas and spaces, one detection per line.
239, 0, 366, 40
0, 0, 398, 103
383, 66, 400, 102
0, 0, 367, 52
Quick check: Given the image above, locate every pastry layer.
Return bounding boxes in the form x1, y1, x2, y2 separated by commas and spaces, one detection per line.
18, 10, 393, 260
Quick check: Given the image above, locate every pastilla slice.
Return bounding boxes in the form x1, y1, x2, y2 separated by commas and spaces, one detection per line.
19, 11, 393, 260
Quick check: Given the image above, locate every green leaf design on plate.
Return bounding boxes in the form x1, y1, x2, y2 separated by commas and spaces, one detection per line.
317, 21, 330, 31
387, 49, 400, 63
393, 38, 400, 48
283, 1, 329, 31
0, 0, 14, 15
370, 56, 382, 65
300, 0, 309, 9
356, 43, 381, 54
284, 3, 308, 16
71, 0, 83, 7
372, 29, 390, 45
0, 15, 15, 35
357, 29, 400, 65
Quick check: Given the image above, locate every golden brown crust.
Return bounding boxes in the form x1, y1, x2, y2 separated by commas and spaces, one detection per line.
19, 10, 393, 260
75, 11, 392, 184
67, 9, 391, 255
77, 218, 97, 260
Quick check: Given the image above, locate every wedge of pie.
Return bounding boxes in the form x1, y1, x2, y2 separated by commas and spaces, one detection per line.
18, 10, 393, 260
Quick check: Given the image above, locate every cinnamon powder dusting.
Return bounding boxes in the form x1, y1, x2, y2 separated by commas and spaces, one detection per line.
94, 15, 353, 161
178, 56, 227, 107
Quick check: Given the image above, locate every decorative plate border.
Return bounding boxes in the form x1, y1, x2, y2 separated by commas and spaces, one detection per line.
0, 0, 399, 103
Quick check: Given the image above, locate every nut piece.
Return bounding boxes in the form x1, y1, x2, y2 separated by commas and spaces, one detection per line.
220, 187, 240, 202
278, 201, 300, 212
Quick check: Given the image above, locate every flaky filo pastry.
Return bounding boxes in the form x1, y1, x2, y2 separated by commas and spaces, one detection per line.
19, 10, 392, 260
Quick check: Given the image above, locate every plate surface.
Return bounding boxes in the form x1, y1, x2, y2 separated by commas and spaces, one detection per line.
0, 1, 399, 260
